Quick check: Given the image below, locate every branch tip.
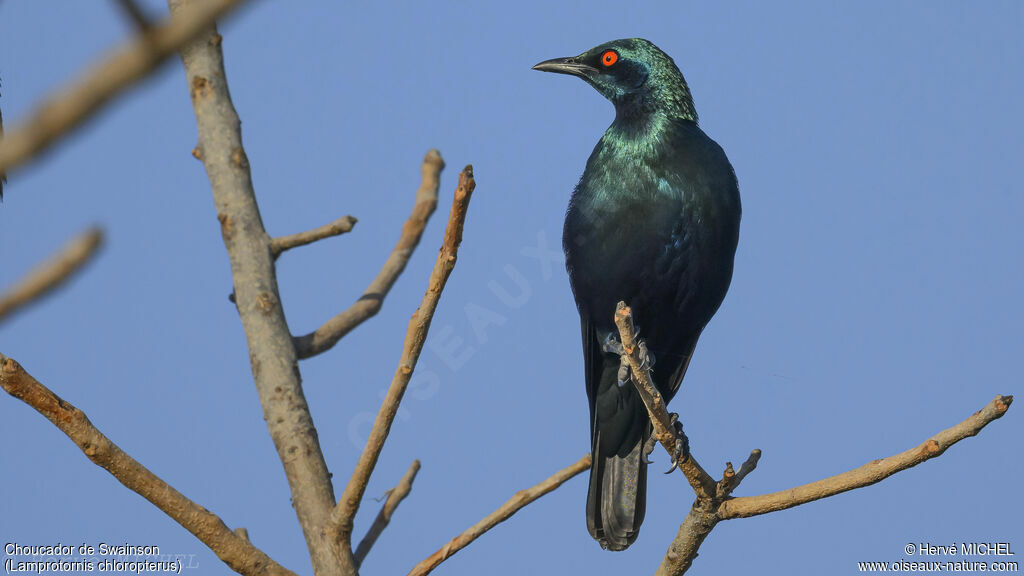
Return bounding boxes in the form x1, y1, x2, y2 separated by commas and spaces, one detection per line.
330, 160, 477, 547
0, 0, 252, 177
0, 227, 105, 323
294, 150, 446, 359
270, 215, 357, 258
0, 353, 296, 576
354, 459, 422, 568
407, 454, 590, 576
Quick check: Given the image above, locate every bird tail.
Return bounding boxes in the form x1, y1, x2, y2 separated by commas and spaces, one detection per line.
586, 428, 648, 551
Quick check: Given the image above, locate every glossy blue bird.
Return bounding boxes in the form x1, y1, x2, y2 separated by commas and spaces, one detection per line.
534, 38, 741, 550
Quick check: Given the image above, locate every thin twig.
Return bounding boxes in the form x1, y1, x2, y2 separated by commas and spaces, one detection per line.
718, 394, 1013, 519
0, 227, 104, 322
329, 165, 476, 548
715, 450, 761, 500
294, 150, 445, 359
270, 215, 357, 259
170, 3, 340, 573
0, 355, 296, 576
113, 0, 153, 31
0, 0, 254, 178
1, 75, 6, 198
354, 459, 421, 568
613, 302, 717, 500
407, 454, 591, 576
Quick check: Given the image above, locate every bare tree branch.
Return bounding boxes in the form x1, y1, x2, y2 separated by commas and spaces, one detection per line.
654, 505, 718, 576
0, 355, 297, 576
113, 0, 153, 32
655, 395, 1013, 576
407, 454, 592, 576
616, 301, 1012, 575
0, 0, 254, 179
169, 3, 341, 573
329, 165, 476, 552
271, 215, 358, 259
613, 302, 717, 500
294, 150, 445, 359
354, 459, 421, 568
0, 227, 104, 322
715, 449, 761, 500
719, 394, 1013, 519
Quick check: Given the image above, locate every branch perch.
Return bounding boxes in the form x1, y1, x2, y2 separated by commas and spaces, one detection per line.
0, 355, 296, 576
294, 150, 445, 359
0, 0, 254, 178
329, 164, 476, 549
354, 459, 421, 568
407, 454, 591, 576
657, 394, 1012, 576
718, 394, 1013, 519
614, 302, 717, 500
615, 301, 1012, 576
0, 227, 104, 322
270, 215, 357, 259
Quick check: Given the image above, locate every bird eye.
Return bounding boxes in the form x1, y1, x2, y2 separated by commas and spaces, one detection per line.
601, 50, 618, 67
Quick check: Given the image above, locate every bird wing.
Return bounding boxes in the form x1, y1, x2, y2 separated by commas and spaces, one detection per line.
580, 316, 603, 439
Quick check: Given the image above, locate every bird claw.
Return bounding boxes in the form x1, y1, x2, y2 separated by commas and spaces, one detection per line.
641, 432, 658, 465
616, 357, 631, 388
601, 333, 626, 356
636, 340, 656, 372
663, 413, 691, 474
604, 334, 632, 387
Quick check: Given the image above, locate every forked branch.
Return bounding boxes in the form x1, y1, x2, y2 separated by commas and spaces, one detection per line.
615, 300, 1012, 576
171, 2, 338, 572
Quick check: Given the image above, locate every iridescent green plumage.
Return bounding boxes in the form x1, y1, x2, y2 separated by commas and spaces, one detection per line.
535, 38, 741, 550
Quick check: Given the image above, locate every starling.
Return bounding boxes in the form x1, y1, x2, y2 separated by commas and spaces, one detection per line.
534, 38, 741, 550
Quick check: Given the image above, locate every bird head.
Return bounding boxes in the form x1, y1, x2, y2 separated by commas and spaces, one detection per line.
533, 38, 697, 124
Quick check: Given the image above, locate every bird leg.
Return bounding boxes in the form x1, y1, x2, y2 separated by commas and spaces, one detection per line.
601, 332, 626, 356
601, 334, 633, 387
636, 339, 656, 371
616, 356, 631, 388
663, 413, 691, 474
641, 432, 658, 465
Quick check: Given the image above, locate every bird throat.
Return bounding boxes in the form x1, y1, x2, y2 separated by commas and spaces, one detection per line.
612, 76, 698, 144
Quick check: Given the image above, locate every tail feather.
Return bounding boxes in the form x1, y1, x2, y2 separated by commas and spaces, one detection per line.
586, 430, 647, 551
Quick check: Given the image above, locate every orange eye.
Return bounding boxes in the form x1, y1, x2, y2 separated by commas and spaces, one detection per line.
601, 50, 618, 67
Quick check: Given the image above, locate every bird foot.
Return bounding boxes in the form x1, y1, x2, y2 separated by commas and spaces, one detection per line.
616, 356, 631, 388
641, 432, 658, 465
636, 339, 656, 372
601, 333, 626, 356
602, 334, 633, 387
663, 413, 691, 474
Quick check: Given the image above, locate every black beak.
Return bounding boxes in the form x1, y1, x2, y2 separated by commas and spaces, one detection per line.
532, 56, 596, 78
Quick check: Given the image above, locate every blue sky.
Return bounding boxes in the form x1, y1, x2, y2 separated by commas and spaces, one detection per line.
1, 2, 1021, 575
